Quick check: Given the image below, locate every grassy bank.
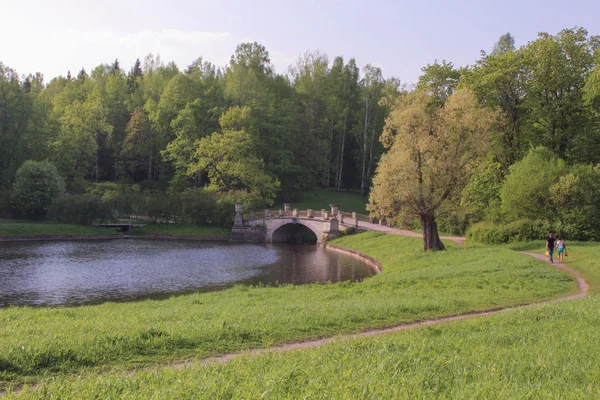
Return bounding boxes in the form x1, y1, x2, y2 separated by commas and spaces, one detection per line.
136, 224, 231, 238
0, 232, 574, 387
16, 296, 599, 399
510, 240, 600, 294
0, 220, 120, 237
274, 189, 369, 214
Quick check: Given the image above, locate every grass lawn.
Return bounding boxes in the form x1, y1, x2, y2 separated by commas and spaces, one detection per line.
509, 240, 600, 294
0, 232, 574, 389
136, 224, 231, 238
18, 296, 599, 399
273, 189, 369, 214
0, 220, 121, 237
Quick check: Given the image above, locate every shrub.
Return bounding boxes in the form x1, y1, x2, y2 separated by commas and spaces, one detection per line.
0, 190, 13, 219
467, 219, 553, 244
466, 221, 509, 244
10, 160, 64, 219
500, 147, 566, 221
48, 194, 112, 225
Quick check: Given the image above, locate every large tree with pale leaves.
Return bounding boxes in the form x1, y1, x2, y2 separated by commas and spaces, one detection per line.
368, 89, 500, 250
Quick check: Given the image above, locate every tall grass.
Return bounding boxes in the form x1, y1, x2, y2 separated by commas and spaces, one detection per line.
0, 232, 574, 386
13, 296, 599, 399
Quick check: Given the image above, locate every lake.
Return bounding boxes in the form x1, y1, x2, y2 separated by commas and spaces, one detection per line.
0, 238, 375, 307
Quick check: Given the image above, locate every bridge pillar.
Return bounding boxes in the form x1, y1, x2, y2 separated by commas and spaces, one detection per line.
329, 217, 339, 233
307, 209, 313, 218
284, 203, 292, 216
265, 209, 271, 218
330, 204, 339, 217
234, 202, 243, 226
293, 209, 298, 217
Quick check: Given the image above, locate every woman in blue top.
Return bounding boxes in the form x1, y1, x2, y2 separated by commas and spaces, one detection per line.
556, 237, 567, 263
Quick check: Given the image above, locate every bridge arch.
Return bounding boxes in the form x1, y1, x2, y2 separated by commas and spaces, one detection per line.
267, 219, 324, 244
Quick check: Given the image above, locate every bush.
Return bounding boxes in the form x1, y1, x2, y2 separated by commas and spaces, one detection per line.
467, 219, 553, 244
466, 221, 509, 244
143, 193, 179, 223
10, 160, 64, 219
500, 147, 566, 221
48, 195, 112, 225
0, 190, 13, 219
180, 190, 219, 225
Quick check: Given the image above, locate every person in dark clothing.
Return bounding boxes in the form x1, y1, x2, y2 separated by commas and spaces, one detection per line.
546, 233, 556, 263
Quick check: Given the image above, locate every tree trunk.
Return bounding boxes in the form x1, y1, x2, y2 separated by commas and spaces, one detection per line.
336, 113, 347, 191
361, 97, 370, 196
327, 119, 333, 188
420, 211, 445, 251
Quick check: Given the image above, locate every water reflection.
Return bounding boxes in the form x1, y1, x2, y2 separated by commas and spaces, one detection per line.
0, 239, 374, 307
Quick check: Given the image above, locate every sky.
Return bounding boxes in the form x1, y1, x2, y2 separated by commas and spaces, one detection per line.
1, 0, 599, 84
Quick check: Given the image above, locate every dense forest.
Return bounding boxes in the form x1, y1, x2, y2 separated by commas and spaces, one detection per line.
2, 27, 600, 241
0, 42, 401, 201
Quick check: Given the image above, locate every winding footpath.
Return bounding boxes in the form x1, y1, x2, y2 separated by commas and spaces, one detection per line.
180, 230, 588, 368
1, 228, 590, 397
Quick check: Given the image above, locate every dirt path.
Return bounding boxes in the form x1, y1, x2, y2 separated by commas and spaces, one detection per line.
0, 239, 587, 398
350, 221, 466, 245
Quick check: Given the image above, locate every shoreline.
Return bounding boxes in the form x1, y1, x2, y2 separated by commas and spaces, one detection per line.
0, 234, 124, 242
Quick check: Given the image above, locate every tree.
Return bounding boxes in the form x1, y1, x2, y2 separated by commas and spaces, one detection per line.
521, 28, 599, 160
369, 89, 499, 250
190, 120, 280, 204
550, 164, 600, 240
53, 99, 112, 187
500, 146, 567, 222
121, 107, 154, 180
461, 47, 527, 169
11, 160, 64, 219
358, 64, 384, 195
417, 60, 461, 104
492, 33, 516, 55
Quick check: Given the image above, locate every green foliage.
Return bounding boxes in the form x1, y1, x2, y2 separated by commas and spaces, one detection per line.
192, 128, 280, 204
461, 158, 504, 223
47, 194, 112, 225
0, 190, 13, 218
467, 219, 551, 244
500, 147, 566, 221
549, 164, 600, 240
10, 160, 65, 219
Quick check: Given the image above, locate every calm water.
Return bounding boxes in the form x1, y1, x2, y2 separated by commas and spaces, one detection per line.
0, 239, 374, 307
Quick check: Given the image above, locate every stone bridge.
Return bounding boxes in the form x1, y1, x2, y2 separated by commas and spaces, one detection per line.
231, 203, 367, 245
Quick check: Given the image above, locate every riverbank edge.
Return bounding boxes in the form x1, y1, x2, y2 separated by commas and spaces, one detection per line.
0, 234, 124, 242
324, 243, 383, 273
140, 233, 231, 242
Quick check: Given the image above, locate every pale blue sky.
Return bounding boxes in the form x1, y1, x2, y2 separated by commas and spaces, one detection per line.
1, 0, 598, 83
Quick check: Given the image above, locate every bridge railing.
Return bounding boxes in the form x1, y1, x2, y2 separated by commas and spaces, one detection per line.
243, 208, 372, 224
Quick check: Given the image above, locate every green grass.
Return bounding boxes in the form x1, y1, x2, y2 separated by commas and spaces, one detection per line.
136, 224, 231, 238
509, 240, 600, 294
0, 232, 574, 388
15, 296, 599, 399
274, 189, 369, 214
0, 221, 121, 237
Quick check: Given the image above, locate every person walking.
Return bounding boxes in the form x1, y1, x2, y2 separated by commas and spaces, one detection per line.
556, 236, 567, 263
546, 233, 556, 263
